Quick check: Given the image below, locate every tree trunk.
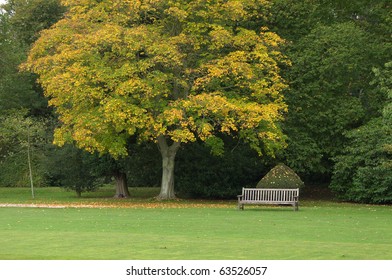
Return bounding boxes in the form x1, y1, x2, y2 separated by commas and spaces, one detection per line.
114, 172, 130, 198
157, 135, 180, 200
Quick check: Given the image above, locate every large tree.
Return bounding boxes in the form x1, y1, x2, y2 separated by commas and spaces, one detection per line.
23, 0, 289, 199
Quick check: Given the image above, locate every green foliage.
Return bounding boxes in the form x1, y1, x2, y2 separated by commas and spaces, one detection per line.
23, 0, 288, 158
282, 21, 384, 176
22, 0, 290, 199
330, 118, 392, 203
3, 0, 66, 45
45, 144, 100, 197
175, 140, 268, 198
0, 110, 47, 187
0, 11, 45, 113
331, 62, 392, 203
204, 136, 225, 156
267, 0, 321, 41
125, 143, 161, 187
374, 61, 392, 123
267, 0, 391, 182
268, 0, 392, 43
1, 0, 65, 115
256, 163, 304, 189
91, 142, 162, 188
1, 0, 103, 194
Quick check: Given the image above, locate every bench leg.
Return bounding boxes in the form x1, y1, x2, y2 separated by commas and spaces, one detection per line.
294, 202, 299, 211
238, 203, 244, 210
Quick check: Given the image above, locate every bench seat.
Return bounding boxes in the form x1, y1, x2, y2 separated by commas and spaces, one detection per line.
237, 188, 299, 211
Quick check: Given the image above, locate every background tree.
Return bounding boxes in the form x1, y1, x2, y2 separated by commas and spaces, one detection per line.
3, 0, 66, 46
282, 22, 374, 176
0, 9, 43, 113
268, 0, 391, 183
1, 0, 65, 192
0, 110, 47, 189
330, 62, 392, 203
1, 0, 65, 116
23, 0, 289, 199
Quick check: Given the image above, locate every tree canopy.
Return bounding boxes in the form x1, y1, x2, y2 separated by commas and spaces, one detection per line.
23, 0, 289, 199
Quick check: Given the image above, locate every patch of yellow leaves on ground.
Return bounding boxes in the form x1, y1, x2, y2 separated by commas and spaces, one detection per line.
0, 201, 234, 209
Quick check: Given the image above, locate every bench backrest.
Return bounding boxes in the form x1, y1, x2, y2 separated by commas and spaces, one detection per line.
242, 188, 299, 202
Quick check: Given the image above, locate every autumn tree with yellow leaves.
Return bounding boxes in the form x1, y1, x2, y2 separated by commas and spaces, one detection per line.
23, 0, 289, 199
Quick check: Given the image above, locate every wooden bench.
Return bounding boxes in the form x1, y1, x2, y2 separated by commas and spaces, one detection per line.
237, 188, 299, 211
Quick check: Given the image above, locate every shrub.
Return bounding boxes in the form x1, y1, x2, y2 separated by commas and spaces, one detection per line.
45, 145, 100, 197
256, 163, 304, 189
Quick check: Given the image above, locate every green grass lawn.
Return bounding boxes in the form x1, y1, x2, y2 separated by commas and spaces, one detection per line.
0, 186, 162, 204
1, 187, 392, 260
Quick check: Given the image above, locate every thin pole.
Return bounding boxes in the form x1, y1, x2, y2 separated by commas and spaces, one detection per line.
27, 127, 34, 199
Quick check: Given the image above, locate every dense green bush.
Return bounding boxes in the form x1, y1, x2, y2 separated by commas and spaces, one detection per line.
0, 148, 47, 187
125, 143, 161, 187
330, 118, 392, 203
45, 144, 100, 197
175, 141, 269, 199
